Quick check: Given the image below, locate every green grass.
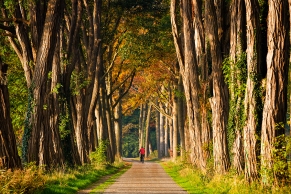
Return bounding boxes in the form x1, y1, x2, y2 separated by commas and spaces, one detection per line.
36, 162, 129, 194
161, 160, 291, 194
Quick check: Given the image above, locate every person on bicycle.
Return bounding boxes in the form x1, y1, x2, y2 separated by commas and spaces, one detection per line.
139, 147, 145, 162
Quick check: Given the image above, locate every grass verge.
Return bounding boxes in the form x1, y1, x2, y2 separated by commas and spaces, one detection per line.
36, 161, 129, 194
161, 160, 291, 194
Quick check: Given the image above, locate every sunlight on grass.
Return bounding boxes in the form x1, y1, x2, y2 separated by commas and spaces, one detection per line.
36, 161, 128, 194
161, 160, 291, 194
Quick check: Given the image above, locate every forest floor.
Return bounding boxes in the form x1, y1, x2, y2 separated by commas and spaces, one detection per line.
77, 158, 187, 194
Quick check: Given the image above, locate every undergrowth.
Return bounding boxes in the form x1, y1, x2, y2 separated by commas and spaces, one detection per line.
0, 160, 127, 194
0, 164, 45, 194
38, 160, 127, 194
161, 159, 291, 194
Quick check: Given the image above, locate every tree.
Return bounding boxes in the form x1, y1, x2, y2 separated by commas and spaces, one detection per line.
260, 0, 289, 185
206, 0, 230, 173
228, 0, 246, 175
0, 59, 22, 169
243, 0, 261, 182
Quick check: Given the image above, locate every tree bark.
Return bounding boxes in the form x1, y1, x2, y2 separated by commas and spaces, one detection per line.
114, 97, 122, 159
177, 75, 186, 158
156, 103, 161, 158
0, 61, 22, 169
171, 0, 206, 171
206, 0, 230, 173
28, 0, 65, 167
145, 104, 152, 157
159, 102, 165, 157
261, 0, 289, 185
229, 0, 246, 175
172, 77, 179, 159
243, 0, 261, 181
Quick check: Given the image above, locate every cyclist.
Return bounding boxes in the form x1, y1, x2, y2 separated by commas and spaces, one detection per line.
139, 147, 145, 163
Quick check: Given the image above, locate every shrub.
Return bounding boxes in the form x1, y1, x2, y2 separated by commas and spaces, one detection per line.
0, 164, 45, 193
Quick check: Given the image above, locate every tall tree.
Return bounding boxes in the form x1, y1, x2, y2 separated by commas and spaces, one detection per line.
228, 0, 246, 175
205, 0, 230, 173
170, 0, 206, 171
261, 0, 289, 185
243, 0, 261, 182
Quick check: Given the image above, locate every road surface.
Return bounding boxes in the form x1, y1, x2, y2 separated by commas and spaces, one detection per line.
102, 158, 187, 193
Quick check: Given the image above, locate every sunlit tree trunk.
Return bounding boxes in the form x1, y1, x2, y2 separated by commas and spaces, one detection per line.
192, 0, 211, 162
261, 0, 289, 185
28, 0, 65, 167
244, 0, 261, 181
172, 79, 179, 159
159, 102, 165, 157
206, 0, 230, 173
145, 104, 152, 158
164, 111, 169, 157
139, 104, 146, 148
171, 0, 206, 171
229, 0, 246, 174
156, 104, 161, 158
114, 96, 122, 159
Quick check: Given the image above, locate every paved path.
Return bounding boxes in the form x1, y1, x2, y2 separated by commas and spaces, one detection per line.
102, 159, 187, 194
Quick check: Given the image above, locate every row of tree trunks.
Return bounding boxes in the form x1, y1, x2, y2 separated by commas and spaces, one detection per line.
28, 0, 65, 168
170, 0, 206, 171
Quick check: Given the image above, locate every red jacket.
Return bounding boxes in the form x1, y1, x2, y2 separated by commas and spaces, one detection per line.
139, 147, 145, 155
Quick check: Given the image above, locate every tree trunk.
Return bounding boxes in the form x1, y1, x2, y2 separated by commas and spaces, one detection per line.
244, 0, 261, 181
164, 113, 169, 157
114, 97, 122, 159
156, 104, 161, 158
172, 92, 178, 159
229, 0, 246, 175
261, 0, 289, 185
145, 104, 152, 158
206, 0, 230, 173
192, 0, 211, 162
0, 62, 22, 169
28, 0, 65, 167
159, 102, 165, 157
139, 104, 146, 148
175, 75, 186, 158
170, 0, 206, 171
